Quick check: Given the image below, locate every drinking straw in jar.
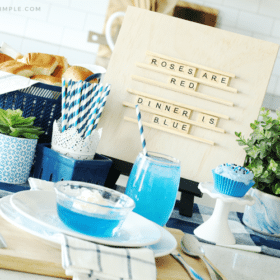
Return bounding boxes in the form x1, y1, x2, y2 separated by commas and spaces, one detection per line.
135, 104, 147, 156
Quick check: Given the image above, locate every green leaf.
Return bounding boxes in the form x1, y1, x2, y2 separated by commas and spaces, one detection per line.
268, 158, 278, 172
235, 132, 241, 138
251, 165, 264, 177
259, 141, 270, 159
0, 109, 11, 126
274, 183, 280, 195
0, 109, 44, 139
259, 170, 275, 184
10, 127, 43, 136
248, 158, 264, 177
22, 133, 39, 139
264, 130, 272, 138
246, 145, 260, 159
0, 126, 10, 134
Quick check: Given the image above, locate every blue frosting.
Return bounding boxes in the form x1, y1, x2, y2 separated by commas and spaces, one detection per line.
214, 163, 254, 185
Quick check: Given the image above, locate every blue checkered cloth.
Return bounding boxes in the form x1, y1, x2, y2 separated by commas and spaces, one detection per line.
166, 201, 280, 258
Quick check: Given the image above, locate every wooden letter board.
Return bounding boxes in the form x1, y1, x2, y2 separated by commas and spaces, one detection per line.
97, 6, 279, 184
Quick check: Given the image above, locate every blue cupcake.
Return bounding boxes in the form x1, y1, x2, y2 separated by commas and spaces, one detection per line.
212, 163, 255, 197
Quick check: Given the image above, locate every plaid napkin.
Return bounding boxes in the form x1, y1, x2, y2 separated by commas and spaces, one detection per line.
60, 234, 157, 280
166, 201, 280, 258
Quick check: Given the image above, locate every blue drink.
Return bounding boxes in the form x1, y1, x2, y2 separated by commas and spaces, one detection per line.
57, 203, 122, 237
125, 152, 181, 226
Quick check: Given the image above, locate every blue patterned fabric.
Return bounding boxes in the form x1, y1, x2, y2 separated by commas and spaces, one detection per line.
166, 201, 280, 258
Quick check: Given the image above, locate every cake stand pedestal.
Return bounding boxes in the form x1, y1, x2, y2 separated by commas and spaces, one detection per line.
194, 182, 255, 245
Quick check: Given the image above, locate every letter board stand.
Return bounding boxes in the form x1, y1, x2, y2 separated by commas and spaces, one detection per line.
97, 7, 279, 216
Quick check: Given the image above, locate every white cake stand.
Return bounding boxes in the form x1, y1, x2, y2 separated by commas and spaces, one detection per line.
194, 182, 256, 245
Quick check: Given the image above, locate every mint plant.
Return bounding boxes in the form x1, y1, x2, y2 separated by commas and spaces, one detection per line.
235, 107, 280, 196
0, 108, 44, 139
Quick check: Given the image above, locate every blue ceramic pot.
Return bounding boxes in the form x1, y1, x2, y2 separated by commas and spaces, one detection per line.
0, 134, 37, 184
243, 188, 280, 237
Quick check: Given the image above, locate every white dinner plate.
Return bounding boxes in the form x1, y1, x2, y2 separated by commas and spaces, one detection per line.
0, 195, 177, 257
10, 190, 162, 247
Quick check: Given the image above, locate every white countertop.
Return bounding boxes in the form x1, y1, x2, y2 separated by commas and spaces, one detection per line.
1, 242, 280, 280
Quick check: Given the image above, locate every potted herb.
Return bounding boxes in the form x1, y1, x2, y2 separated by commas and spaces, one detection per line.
235, 107, 280, 236
0, 108, 43, 184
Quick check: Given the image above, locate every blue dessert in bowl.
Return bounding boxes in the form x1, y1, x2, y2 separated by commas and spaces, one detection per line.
54, 181, 135, 237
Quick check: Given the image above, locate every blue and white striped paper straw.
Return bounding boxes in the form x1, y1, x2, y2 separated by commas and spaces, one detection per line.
61, 78, 67, 132
74, 81, 87, 129
67, 80, 83, 129
135, 104, 147, 156
81, 85, 103, 137
62, 79, 74, 132
84, 84, 110, 137
67, 81, 81, 128
75, 82, 98, 130
78, 84, 102, 135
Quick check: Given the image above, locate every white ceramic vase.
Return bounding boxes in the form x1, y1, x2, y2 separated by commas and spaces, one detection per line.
0, 133, 37, 184
243, 188, 280, 237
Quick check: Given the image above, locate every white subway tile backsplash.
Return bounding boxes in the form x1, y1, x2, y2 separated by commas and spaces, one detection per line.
223, 0, 260, 13
11, 0, 50, 21
237, 11, 273, 35
69, 0, 109, 16
259, 0, 280, 19
203, 0, 223, 5
20, 37, 60, 55
58, 46, 97, 65
215, 6, 239, 28
0, 32, 23, 52
219, 25, 254, 38
267, 75, 278, 94
272, 20, 280, 38
251, 33, 280, 46
272, 57, 280, 77
48, 5, 86, 30
61, 27, 99, 53
273, 79, 280, 96
84, 13, 106, 34
38, 0, 70, 6
25, 19, 64, 45
0, 13, 27, 36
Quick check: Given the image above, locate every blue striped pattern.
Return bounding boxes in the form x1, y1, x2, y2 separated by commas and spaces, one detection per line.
84, 84, 110, 137
67, 81, 94, 129
61, 234, 156, 280
62, 79, 73, 132
135, 104, 147, 155
60, 80, 111, 138
79, 85, 103, 136
61, 78, 67, 132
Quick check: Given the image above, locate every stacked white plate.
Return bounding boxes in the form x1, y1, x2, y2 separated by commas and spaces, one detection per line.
0, 179, 177, 257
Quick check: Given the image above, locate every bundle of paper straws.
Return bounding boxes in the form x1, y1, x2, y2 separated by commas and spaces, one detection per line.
61, 78, 111, 138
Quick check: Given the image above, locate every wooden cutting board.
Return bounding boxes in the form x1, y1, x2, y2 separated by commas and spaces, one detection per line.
0, 216, 225, 279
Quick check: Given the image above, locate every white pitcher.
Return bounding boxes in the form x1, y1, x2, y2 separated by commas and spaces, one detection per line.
105, 11, 125, 51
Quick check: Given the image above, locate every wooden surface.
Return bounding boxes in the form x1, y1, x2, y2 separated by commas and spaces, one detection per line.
0, 216, 68, 278
97, 6, 279, 183
0, 216, 225, 279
